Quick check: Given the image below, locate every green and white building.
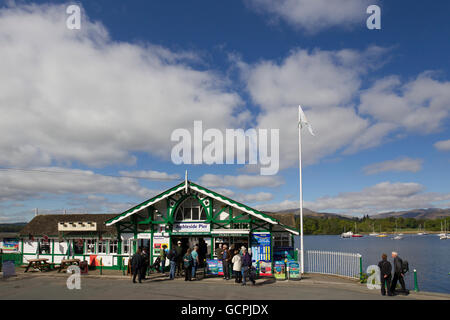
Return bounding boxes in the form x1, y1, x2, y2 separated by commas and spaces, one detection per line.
18, 179, 298, 270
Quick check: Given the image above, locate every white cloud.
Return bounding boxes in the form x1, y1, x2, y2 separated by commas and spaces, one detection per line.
244, 0, 375, 33
434, 139, 450, 152
255, 199, 298, 212
198, 174, 283, 189
0, 4, 243, 168
213, 188, 273, 203
363, 157, 423, 175
0, 167, 154, 202
119, 170, 180, 181
238, 48, 450, 169
359, 73, 450, 134
305, 181, 450, 214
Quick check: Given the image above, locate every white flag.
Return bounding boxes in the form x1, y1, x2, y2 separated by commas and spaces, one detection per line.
298, 105, 315, 136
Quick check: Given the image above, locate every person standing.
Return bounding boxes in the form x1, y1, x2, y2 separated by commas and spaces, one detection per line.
167, 246, 178, 280
131, 248, 143, 284
231, 249, 242, 283
222, 244, 231, 280
378, 253, 393, 296
140, 248, 149, 280
215, 243, 223, 259
390, 251, 407, 294
160, 245, 167, 274
191, 245, 200, 280
183, 248, 194, 281
241, 248, 253, 286
175, 240, 183, 277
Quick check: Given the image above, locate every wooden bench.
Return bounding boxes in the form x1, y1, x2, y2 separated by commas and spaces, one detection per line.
24, 258, 51, 272
58, 259, 80, 273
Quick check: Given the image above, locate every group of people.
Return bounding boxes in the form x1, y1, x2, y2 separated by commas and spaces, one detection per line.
378, 251, 409, 296
130, 241, 257, 286
215, 243, 256, 286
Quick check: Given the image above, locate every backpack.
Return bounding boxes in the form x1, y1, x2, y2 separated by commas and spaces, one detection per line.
401, 260, 409, 273
167, 249, 177, 261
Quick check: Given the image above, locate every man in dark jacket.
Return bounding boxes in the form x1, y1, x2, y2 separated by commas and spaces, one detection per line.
131, 248, 143, 283
378, 253, 392, 296
390, 251, 407, 294
175, 240, 184, 277
241, 248, 253, 286
140, 248, 149, 280
222, 244, 231, 280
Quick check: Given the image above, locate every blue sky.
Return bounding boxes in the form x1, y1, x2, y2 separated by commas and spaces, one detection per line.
0, 0, 449, 222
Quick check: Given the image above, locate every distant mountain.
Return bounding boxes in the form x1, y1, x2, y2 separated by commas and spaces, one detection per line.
0, 222, 27, 232
268, 208, 353, 220
371, 208, 450, 219
268, 207, 450, 220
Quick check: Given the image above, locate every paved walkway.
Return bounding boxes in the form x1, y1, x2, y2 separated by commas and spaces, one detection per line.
1, 269, 449, 300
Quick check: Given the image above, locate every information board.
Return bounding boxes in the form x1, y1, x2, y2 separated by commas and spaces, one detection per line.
288, 261, 300, 280
259, 261, 272, 276
274, 261, 286, 280
250, 232, 271, 263
206, 259, 223, 275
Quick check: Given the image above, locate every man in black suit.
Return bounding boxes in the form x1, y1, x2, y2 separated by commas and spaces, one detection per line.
131, 248, 143, 283
378, 253, 393, 296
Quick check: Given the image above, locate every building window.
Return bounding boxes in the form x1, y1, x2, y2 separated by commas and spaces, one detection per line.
85, 239, 96, 254
175, 197, 206, 221
39, 239, 51, 254
274, 234, 291, 247
123, 240, 130, 255
73, 239, 84, 255
109, 240, 118, 254
98, 240, 107, 254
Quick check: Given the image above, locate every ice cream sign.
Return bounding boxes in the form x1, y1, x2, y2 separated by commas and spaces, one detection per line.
172, 222, 210, 233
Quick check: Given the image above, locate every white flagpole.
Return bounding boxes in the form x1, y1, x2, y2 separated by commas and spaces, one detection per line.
298, 107, 305, 274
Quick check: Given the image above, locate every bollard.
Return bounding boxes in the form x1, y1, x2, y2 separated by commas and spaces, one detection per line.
414, 269, 419, 292
122, 258, 125, 276
100, 258, 103, 275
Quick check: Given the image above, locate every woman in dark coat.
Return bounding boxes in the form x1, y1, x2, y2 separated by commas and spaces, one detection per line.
131, 248, 143, 283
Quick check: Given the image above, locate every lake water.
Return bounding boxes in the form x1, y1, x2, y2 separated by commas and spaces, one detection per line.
294, 234, 450, 294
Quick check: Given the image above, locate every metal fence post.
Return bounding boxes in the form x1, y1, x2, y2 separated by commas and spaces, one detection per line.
414, 269, 419, 292
122, 258, 125, 276
100, 258, 103, 275
359, 255, 363, 282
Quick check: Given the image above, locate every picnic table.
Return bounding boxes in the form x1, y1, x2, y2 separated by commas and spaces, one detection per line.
58, 258, 80, 273
24, 258, 51, 272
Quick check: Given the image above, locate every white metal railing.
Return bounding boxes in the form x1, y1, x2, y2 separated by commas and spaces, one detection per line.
304, 250, 361, 279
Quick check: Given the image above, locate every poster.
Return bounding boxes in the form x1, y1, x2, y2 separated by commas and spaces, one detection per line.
250, 232, 271, 263
153, 235, 169, 257
259, 261, 272, 276
206, 259, 223, 275
288, 261, 300, 280
274, 261, 286, 280
2, 238, 19, 252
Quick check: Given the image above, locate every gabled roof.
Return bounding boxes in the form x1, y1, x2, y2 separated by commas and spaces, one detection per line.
19, 214, 118, 237
105, 180, 299, 235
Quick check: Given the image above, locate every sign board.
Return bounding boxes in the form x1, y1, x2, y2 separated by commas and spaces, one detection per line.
173, 222, 210, 233
2, 261, 16, 278
274, 261, 286, 280
251, 232, 271, 263
259, 261, 272, 276
137, 233, 152, 239
2, 239, 19, 252
288, 261, 301, 280
153, 235, 170, 257
206, 259, 223, 276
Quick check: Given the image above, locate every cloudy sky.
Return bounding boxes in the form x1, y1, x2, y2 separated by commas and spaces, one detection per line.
1, 0, 449, 222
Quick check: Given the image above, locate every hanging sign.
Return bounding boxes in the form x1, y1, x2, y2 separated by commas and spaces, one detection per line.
274, 261, 286, 280
2, 239, 19, 252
